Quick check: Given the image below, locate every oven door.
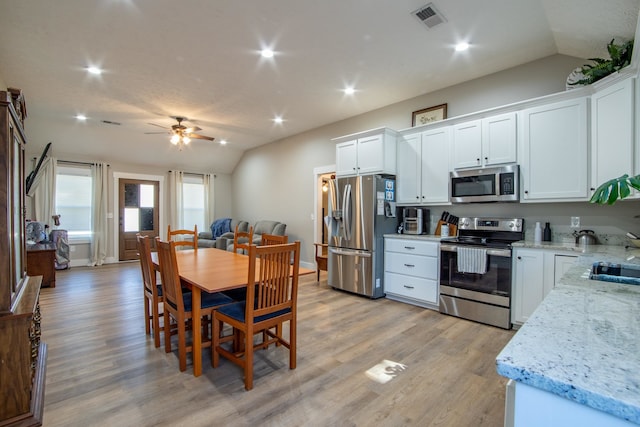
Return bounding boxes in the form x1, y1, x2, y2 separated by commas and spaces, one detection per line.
440, 245, 512, 306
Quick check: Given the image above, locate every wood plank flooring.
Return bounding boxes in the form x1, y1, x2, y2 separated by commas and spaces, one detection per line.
39, 262, 515, 426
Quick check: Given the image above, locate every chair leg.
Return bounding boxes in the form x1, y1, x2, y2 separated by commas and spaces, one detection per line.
289, 319, 297, 370
212, 318, 221, 368
144, 295, 151, 335
244, 330, 253, 391
178, 319, 187, 372
316, 269, 320, 281
152, 300, 161, 348
164, 310, 172, 353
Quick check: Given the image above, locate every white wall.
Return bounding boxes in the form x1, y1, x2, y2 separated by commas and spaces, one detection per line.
232, 54, 600, 264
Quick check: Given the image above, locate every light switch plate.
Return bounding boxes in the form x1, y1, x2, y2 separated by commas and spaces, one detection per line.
571, 216, 580, 228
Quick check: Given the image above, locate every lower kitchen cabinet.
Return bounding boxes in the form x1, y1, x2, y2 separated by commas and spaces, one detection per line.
384, 237, 439, 309
512, 247, 577, 326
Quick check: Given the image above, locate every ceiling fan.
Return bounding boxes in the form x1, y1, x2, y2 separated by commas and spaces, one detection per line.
145, 116, 214, 149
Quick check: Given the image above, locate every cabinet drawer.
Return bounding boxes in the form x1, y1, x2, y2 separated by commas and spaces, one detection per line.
385, 239, 439, 256
385, 252, 438, 279
385, 272, 438, 304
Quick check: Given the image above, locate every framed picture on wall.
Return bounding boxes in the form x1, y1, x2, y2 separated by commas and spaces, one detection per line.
412, 103, 447, 126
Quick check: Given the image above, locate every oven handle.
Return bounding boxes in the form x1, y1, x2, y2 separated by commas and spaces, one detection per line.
440, 244, 512, 258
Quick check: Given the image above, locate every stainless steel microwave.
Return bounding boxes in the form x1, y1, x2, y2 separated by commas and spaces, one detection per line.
450, 164, 519, 203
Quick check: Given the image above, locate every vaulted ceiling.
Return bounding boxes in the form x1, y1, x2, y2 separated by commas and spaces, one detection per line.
0, 0, 638, 173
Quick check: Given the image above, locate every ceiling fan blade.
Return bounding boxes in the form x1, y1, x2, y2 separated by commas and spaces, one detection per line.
187, 133, 215, 141
148, 122, 169, 129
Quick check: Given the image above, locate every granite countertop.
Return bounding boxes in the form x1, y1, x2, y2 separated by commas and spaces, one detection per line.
383, 233, 443, 242
496, 244, 640, 424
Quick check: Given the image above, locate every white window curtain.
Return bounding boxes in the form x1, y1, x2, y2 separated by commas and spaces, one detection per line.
89, 162, 108, 266
27, 156, 57, 225
168, 170, 184, 232
203, 173, 215, 227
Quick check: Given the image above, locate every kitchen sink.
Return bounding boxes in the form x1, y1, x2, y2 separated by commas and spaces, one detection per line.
589, 262, 640, 285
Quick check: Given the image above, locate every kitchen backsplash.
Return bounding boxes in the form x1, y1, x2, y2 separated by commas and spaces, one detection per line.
420, 200, 640, 247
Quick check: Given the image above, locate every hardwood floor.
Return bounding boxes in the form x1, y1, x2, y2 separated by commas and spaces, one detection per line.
39, 262, 515, 426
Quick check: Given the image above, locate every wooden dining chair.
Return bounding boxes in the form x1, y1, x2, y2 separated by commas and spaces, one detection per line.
167, 224, 198, 250
155, 238, 234, 372
213, 241, 301, 390
231, 224, 254, 255
137, 234, 164, 348
313, 243, 328, 281
260, 233, 288, 245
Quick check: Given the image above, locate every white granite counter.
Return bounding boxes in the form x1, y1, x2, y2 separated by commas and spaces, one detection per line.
496, 244, 640, 424
383, 233, 443, 242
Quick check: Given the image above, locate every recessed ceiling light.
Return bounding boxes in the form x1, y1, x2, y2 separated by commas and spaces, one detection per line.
343, 87, 356, 95
75, 114, 87, 121
260, 49, 274, 58
219, 139, 228, 145
86, 66, 103, 75
273, 116, 283, 124
455, 42, 470, 52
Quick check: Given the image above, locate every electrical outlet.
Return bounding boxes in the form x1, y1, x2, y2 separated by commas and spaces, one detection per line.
571, 216, 580, 228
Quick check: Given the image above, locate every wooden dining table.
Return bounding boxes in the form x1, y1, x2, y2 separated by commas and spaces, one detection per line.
151, 247, 312, 377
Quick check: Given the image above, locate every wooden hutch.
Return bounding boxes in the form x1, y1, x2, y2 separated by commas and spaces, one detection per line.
0, 90, 47, 426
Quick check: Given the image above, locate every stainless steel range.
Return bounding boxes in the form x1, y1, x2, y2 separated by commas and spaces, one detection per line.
439, 217, 524, 329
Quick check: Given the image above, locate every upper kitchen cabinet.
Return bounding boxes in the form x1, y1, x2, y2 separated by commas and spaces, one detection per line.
452, 112, 517, 169
519, 97, 589, 202
396, 127, 451, 204
590, 77, 635, 196
334, 128, 397, 177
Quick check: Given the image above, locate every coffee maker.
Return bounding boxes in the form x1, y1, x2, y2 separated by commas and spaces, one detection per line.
397, 207, 429, 234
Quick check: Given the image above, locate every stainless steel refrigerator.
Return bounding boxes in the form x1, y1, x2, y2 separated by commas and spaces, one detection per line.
327, 174, 397, 298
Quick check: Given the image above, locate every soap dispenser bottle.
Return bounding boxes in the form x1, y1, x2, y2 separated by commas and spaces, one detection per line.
543, 222, 551, 241
534, 222, 542, 244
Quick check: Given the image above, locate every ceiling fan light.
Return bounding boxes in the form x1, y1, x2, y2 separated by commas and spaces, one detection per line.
182, 136, 191, 144
170, 134, 180, 144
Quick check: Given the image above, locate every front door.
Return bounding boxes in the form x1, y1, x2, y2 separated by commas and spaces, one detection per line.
119, 179, 159, 261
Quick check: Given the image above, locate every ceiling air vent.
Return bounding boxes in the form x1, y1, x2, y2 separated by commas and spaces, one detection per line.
412, 3, 447, 29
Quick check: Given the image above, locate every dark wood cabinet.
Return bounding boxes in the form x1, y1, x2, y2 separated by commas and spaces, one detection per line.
27, 244, 56, 288
0, 91, 47, 426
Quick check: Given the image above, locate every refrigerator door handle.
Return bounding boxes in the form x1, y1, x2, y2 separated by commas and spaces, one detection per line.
343, 183, 352, 241
329, 247, 372, 257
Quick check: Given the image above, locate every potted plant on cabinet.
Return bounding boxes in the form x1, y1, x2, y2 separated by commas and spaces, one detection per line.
567, 38, 634, 87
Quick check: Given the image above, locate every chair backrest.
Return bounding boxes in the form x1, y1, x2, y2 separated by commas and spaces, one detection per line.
155, 238, 185, 312
167, 225, 198, 250
233, 224, 254, 254
245, 242, 300, 322
136, 234, 156, 294
260, 233, 288, 246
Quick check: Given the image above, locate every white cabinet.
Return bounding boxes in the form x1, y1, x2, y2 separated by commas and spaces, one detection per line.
519, 98, 589, 202
512, 248, 544, 325
590, 78, 635, 196
334, 128, 397, 177
452, 112, 516, 169
384, 237, 439, 309
396, 128, 451, 204
512, 247, 577, 326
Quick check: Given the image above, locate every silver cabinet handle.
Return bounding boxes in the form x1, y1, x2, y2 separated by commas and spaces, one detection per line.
404, 263, 415, 267
404, 246, 415, 250
403, 285, 415, 289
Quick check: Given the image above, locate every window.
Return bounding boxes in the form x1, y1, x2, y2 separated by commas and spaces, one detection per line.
182, 174, 206, 231
55, 165, 92, 241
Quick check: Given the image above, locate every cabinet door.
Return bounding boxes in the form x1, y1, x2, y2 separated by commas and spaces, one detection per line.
520, 98, 588, 201
483, 112, 516, 166
512, 248, 544, 325
336, 140, 358, 176
421, 127, 451, 203
396, 133, 421, 204
591, 78, 634, 195
554, 255, 577, 288
452, 120, 482, 169
356, 134, 384, 175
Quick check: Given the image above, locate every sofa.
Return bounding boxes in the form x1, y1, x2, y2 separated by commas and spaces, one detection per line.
226, 220, 287, 252
197, 219, 249, 249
